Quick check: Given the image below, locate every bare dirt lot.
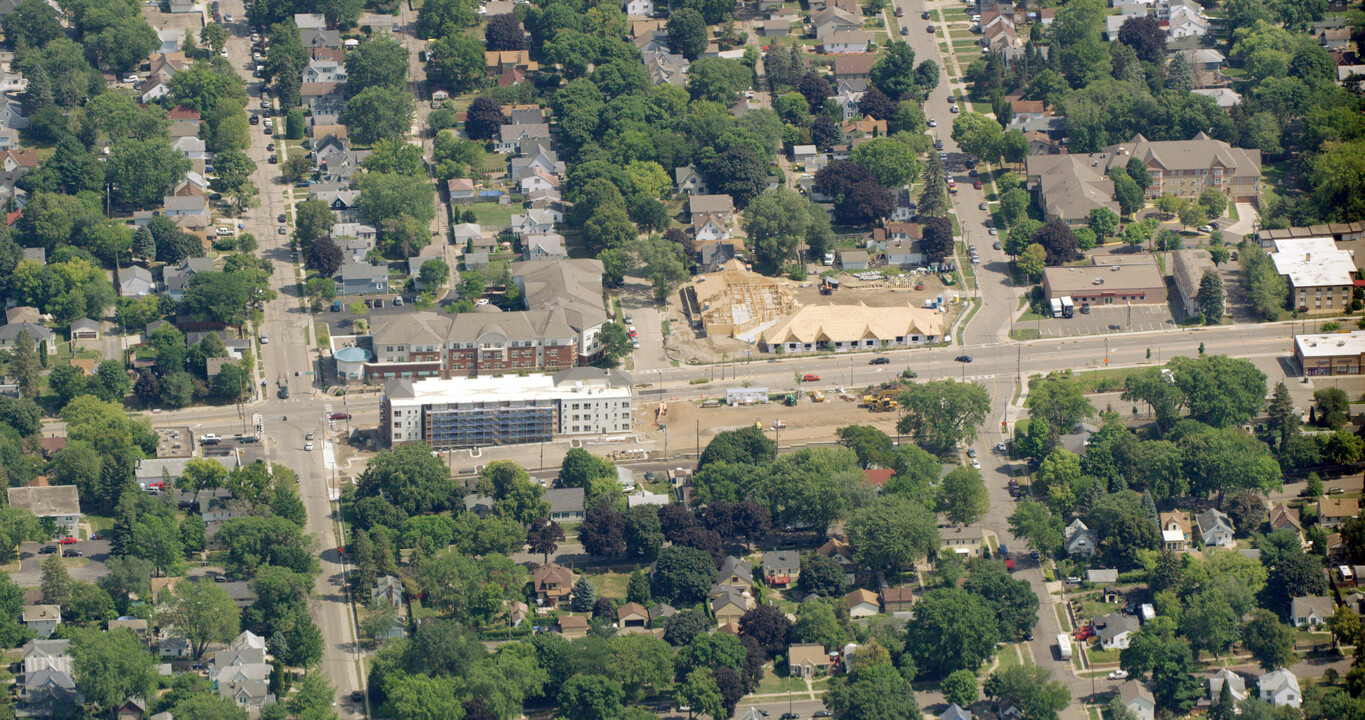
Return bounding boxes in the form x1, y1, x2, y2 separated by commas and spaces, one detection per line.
654, 387, 904, 449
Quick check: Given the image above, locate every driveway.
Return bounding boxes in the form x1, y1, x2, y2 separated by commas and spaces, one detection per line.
13, 540, 112, 586
1221, 203, 1260, 240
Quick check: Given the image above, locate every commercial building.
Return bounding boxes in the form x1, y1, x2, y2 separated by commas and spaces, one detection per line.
1269, 237, 1356, 315
357, 259, 607, 381
1294, 331, 1365, 376
7, 485, 80, 537
1041, 256, 1166, 305
381, 368, 633, 448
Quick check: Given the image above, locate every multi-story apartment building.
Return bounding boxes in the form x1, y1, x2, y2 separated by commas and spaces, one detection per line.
358, 259, 607, 381
381, 368, 633, 448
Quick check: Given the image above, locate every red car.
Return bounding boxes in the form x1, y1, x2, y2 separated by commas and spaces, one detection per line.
329, 412, 351, 420
973, 180, 983, 190
58, 536, 77, 545
802, 374, 821, 382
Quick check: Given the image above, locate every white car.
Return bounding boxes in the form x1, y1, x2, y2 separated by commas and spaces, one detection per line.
996, 443, 1007, 452
305, 441, 314, 451
219, 49, 229, 58
950, 105, 960, 113
970, 459, 981, 469
928, 118, 937, 127
475, 298, 490, 306
123, 75, 139, 84
1108, 670, 1128, 680
259, 334, 268, 344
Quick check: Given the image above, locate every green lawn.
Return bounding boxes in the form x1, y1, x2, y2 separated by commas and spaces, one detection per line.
469, 203, 517, 230
584, 568, 631, 599
756, 667, 808, 694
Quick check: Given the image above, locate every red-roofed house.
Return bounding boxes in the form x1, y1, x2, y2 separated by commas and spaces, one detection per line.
863, 469, 893, 487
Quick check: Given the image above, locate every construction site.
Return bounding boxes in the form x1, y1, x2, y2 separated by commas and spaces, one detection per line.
673, 259, 960, 361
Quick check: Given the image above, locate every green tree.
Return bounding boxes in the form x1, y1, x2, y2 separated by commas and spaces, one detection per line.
558, 674, 623, 720
71, 628, 157, 713
1241, 608, 1296, 671
678, 668, 725, 720
850, 138, 921, 188
10, 330, 39, 400
346, 37, 409, 92
906, 588, 999, 678
869, 41, 918, 99
687, 57, 753, 105
1008, 500, 1064, 557
982, 664, 1070, 720
666, 8, 708, 60
941, 669, 979, 709
823, 659, 921, 720
1026, 373, 1094, 433
939, 466, 989, 526
652, 546, 717, 604
963, 561, 1039, 641
896, 380, 991, 453
1014, 243, 1047, 283
426, 34, 485, 93
950, 112, 1004, 163
41, 553, 71, 605
1197, 270, 1225, 324
742, 188, 834, 274
106, 137, 192, 208
342, 86, 415, 145
1171, 355, 1267, 429
847, 495, 939, 572
157, 579, 240, 659
358, 442, 459, 515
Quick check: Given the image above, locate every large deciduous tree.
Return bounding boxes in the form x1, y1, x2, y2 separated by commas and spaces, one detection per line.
906, 588, 999, 678
342, 86, 415, 145
346, 37, 409, 93
896, 380, 991, 453
156, 579, 240, 659
846, 495, 939, 573
742, 188, 834, 274
356, 442, 460, 515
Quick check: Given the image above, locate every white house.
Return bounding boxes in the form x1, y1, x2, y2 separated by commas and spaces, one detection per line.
823, 30, 873, 54
1258, 669, 1301, 708
518, 168, 560, 194
22, 605, 61, 639
693, 213, 729, 242
510, 208, 560, 236
844, 588, 880, 618
7, 486, 81, 538
1195, 508, 1235, 547
1064, 518, 1098, 557
1209, 668, 1248, 708
1096, 613, 1138, 650
623, 0, 653, 15
1289, 596, 1333, 628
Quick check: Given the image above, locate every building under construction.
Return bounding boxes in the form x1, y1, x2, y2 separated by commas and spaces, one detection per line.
680, 259, 797, 342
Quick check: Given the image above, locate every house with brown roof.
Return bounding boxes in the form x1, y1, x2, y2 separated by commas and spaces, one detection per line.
1159, 512, 1191, 551
716, 556, 753, 589
485, 50, 538, 77
789, 643, 829, 679
1319, 497, 1359, 529
712, 586, 750, 626
818, 538, 856, 581
845, 588, 880, 618
841, 115, 886, 137
833, 54, 877, 82
617, 602, 649, 629
557, 614, 588, 638
882, 586, 915, 613
1269, 503, 1303, 544
532, 563, 575, 608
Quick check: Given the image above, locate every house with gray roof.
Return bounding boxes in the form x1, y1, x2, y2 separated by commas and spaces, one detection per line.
1209, 668, 1247, 707
510, 208, 560, 236
336, 261, 389, 296
1290, 596, 1333, 628
0, 322, 55, 353
9, 486, 80, 538
372, 575, 403, 608
762, 550, 800, 587
1196, 508, 1235, 547
1118, 680, 1155, 720
1259, 668, 1300, 708
1064, 518, 1098, 558
495, 123, 551, 154
161, 257, 216, 302
523, 233, 567, 260
717, 556, 753, 588
1096, 613, 1139, 650
544, 487, 585, 522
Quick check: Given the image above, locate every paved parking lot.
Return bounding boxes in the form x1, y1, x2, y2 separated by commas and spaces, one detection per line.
1029, 303, 1177, 338
318, 298, 410, 337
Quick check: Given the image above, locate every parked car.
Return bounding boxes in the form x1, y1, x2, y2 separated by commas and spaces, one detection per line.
63, 550, 82, 558
1109, 670, 1129, 680
259, 334, 268, 344
869, 357, 890, 365
921, 10, 930, 18
305, 441, 314, 451
39, 546, 57, 554
59, 536, 77, 545
900, 26, 908, 34
278, 214, 287, 223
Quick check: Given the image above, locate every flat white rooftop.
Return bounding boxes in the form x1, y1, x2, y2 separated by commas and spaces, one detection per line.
1271, 237, 1355, 288
389, 373, 631, 404
1295, 331, 1365, 358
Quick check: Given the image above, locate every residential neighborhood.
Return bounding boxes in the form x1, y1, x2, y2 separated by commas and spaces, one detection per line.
0, 0, 1360, 718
